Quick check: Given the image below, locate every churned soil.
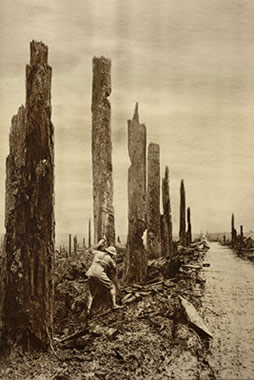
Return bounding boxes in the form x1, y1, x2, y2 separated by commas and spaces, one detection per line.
0, 242, 214, 380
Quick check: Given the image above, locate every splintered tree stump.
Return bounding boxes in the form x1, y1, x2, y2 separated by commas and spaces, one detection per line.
91, 57, 115, 246
231, 213, 237, 246
1, 41, 55, 352
124, 103, 147, 284
88, 218, 91, 248
147, 143, 161, 258
69, 234, 72, 256
179, 179, 186, 246
161, 166, 173, 257
186, 207, 192, 247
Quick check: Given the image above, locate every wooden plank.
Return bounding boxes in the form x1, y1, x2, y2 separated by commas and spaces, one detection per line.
179, 296, 213, 338
182, 264, 202, 270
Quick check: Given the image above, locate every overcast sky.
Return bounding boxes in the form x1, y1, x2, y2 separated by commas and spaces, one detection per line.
1, 0, 254, 243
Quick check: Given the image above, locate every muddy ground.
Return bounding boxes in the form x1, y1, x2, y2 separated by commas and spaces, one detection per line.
0, 242, 214, 380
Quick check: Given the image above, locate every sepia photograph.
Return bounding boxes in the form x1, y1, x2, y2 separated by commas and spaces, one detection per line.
0, 1, 254, 379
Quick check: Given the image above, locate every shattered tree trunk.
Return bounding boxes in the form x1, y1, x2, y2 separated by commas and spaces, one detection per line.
124, 104, 147, 284
240, 225, 244, 249
88, 218, 91, 248
179, 179, 186, 246
147, 143, 161, 258
1, 41, 54, 351
186, 207, 192, 247
73, 235, 77, 254
161, 166, 173, 256
69, 234, 72, 256
231, 213, 237, 246
91, 57, 115, 246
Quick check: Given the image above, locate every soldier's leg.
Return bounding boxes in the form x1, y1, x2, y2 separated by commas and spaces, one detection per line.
87, 277, 97, 315
87, 291, 94, 315
109, 284, 122, 309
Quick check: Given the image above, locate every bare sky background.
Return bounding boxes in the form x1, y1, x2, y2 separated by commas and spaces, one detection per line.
1, 0, 254, 244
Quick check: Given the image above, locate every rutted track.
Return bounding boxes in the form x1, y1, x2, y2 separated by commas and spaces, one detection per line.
201, 242, 254, 379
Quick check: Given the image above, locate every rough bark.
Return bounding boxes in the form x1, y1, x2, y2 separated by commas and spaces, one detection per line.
124, 104, 147, 284
1, 41, 54, 352
161, 166, 173, 256
186, 207, 192, 247
91, 57, 115, 246
146, 143, 161, 258
179, 179, 186, 246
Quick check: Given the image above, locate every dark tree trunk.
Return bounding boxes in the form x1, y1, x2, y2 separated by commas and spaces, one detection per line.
124, 104, 147, 284
73, 235, 77, 254
69, 234, 72, 256
161, 166, 173, 256
231, 213, 237, 247
1, 41, 54, 352
186, 207, 192, 247
91, 57, 115, 246
147, 143, 161, 258
179, 179, 186, 246
88, 218, 91, 248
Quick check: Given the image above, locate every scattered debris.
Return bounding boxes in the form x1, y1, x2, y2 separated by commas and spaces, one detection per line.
0, 239, 214, 379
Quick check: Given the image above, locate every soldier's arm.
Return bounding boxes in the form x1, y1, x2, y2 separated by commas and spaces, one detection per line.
88, 238, 106, 255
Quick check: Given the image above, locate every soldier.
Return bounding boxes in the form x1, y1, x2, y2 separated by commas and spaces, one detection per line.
86, 238, 121, 315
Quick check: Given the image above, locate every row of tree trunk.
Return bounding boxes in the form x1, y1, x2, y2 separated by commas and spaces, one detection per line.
1, 44, 193, 353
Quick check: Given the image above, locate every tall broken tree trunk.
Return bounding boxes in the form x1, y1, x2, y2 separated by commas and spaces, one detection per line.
240, 225, 243, 238
240, 225, 244, 249
186, 207, 192, 247
231, 213, 237, 247
69, 234, 72, 256
124, 104, 147, 284
1, 41, 54, 352
161, 166, 173, 256
88, 218, 91, 248
179, 179, 186, 246
146, 143, 161, 258
91, 57, 115, 246
73, 235, 77, 254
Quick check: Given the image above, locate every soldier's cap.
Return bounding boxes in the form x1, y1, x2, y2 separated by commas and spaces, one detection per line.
105, 246, 117, 256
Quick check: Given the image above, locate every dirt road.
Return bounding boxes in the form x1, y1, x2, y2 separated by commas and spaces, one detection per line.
201, 242, 254, 379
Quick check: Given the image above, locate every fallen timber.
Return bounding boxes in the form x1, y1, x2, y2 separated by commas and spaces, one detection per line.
179, 296, 213, 339
54, 239, 211, 351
